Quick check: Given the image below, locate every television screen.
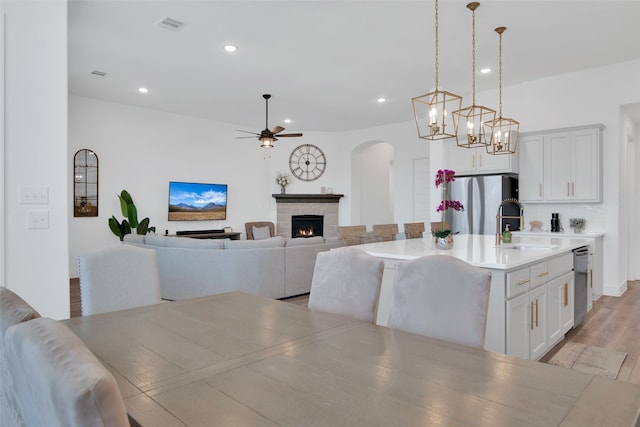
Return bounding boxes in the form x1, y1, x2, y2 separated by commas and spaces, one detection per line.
168, 181, 227, 221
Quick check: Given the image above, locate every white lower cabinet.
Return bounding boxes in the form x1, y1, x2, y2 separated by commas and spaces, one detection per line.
505, 253, 574, 360
506, 283, 548, 360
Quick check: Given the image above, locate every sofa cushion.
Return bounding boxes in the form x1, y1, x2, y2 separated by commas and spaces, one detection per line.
285, 236, 325, 247
252, 225, 272, 240
145, 234, 168, 247
122, 233, 145, 244
224, 236, 285, 249
164, 237, 224, 249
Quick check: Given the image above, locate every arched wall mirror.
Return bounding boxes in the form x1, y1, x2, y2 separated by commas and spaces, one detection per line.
73, 149, 98, 217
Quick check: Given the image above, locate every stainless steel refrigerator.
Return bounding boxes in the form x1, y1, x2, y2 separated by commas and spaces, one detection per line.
444, 174, 519, 235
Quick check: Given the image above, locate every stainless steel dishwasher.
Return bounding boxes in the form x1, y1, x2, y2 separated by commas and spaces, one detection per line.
573, 246, 590, 327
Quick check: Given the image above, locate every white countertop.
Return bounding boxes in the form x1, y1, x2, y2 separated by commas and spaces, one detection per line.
513, 230, 605, 238
358, 234, 594, 270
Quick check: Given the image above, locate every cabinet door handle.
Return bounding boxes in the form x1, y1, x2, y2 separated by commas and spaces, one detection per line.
479, 154, 483, 168
537, 272, 549, 278
539, 183, 542, 197
517, 279, 530, 286
530, 301, 534, 330
472, 155, 476, 169
590, 269, 593, 288
572, 182, 575, 196
564, 282, 568, 307
535, 300, 539, 328
567, 182, 570, 196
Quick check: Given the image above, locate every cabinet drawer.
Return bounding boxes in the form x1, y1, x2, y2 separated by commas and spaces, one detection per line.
530, 262, 550, 288
547, 252, 573, 281
507, 268, 531, 299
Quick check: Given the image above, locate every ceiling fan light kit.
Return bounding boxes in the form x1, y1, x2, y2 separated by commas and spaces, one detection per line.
452, 1, 496, 149
412, 0, 462, 142
236, 94, 303, 149
485, 26, 520, 155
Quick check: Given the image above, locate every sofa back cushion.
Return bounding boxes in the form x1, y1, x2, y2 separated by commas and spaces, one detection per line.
164, 237, 224, 249
224, 236, 285, 249
145, 234, 168, 247
285, 236, 325, 247
122, 233, 146, 244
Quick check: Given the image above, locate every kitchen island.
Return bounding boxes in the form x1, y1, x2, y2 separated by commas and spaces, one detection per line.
358, 234, 594, 359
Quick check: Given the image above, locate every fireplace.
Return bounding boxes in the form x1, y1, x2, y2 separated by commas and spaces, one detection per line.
292, 215, 324, 238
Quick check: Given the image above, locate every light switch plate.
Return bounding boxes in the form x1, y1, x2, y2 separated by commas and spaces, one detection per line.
27, 210, 49, 229
20, 186, 49, 204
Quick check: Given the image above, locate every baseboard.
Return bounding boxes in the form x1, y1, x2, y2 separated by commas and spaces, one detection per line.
603, 280, 627, 297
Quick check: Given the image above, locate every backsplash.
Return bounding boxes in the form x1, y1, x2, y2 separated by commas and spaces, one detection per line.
520, 203, 606, 233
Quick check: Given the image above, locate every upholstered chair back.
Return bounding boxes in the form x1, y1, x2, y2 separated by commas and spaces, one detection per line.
308, 247, 384, 323
389, 255, 491, 349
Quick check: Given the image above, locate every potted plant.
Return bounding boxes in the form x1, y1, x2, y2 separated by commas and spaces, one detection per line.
434, 169, 464, 249
569, 218, 586, 234
108, 190, 155, 241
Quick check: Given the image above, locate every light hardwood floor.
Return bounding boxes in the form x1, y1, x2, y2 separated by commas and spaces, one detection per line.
70, 279, 640, 384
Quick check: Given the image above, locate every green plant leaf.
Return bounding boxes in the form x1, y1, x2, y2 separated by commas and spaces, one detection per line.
108, 216, 124, 240
127, 204, 139, 228
137, 217, 149, 235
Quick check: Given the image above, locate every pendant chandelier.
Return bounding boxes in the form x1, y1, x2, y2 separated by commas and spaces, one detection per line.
412, 0, 462, 141
452, 2, 495, 149
485, 27, 520, 155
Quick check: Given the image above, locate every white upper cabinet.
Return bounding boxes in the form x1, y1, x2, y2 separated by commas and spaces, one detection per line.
519, 124, 603, 203
446, 141, 518, 175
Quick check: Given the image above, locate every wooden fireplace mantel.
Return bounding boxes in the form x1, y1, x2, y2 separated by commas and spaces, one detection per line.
272, 194, 344, 203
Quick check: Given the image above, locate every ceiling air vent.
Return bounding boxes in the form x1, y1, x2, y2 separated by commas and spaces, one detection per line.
157, 17, 187, 31
91, 70, 107, 77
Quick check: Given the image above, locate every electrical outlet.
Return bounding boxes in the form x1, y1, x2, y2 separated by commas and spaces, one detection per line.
27, 210, 49, 229
20, 186, 49, 204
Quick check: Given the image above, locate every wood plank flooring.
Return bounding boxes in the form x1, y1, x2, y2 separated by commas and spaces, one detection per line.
69, 279, 640, 385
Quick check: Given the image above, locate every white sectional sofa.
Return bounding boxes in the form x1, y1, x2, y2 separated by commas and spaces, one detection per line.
123, 234, 339, 300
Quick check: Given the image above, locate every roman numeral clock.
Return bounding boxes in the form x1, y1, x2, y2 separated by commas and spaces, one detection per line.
289, 144, 326, 181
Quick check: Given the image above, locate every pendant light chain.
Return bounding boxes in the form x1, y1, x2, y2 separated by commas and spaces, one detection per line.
434, 0, 439, 90
471, 6, 476, 105
498, 29, 503, 118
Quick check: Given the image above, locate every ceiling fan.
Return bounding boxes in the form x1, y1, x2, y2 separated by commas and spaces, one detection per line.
236, 94, 303, 148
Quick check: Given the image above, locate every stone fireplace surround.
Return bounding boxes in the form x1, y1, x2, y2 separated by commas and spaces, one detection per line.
273, 194, 343, 239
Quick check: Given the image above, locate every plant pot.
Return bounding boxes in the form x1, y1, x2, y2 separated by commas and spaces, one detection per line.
435, 234, 454, 250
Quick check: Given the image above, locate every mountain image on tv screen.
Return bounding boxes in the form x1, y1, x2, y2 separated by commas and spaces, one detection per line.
168, 181, 227, 221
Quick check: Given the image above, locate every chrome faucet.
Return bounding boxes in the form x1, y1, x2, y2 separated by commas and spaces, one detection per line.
496, 198, 524, 245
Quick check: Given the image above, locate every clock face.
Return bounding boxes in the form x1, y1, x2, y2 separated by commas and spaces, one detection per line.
289, 144, 326, 181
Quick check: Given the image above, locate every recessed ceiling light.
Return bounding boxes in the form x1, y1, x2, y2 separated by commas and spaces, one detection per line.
377, 97, 387, 103
284, 119, 292, 124
138, 87, 149, 94
480, 68, 492, 74
224, 45, 237, 52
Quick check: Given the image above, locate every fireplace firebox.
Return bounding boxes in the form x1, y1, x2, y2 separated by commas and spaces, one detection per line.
292, 215, 324, 238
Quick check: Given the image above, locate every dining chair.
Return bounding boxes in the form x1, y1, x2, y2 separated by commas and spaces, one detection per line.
430, 221, 451, 236
336, 225, 368, 246
245, 221, 275, 240
373, 223, 399, 242
388, 255, 492, 349
5, 317, 130, 427
0, 287, 41, 427
403, 222, 425, 239
78, 244, 162, 315
308, 247, 385, 323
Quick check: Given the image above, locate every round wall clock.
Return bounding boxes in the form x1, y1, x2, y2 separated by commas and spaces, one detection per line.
289, 144, 326, 181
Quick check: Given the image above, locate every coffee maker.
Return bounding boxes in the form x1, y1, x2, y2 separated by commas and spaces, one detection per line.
551, 213, 560, 232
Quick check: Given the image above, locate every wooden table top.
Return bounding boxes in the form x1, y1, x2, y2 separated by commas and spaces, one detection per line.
62, 292, 640, 426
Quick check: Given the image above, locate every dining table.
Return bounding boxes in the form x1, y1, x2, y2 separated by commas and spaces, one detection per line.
62, 292, 640, 426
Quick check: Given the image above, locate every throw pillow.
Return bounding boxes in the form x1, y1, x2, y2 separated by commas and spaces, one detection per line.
252, 225, 272, 240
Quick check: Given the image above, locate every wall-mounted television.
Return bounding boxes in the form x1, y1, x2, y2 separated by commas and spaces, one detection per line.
168, 181, 227, 221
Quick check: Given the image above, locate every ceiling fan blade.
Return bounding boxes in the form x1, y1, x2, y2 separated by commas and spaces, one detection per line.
236, 136, 259, 139
271, 126, 285, 134
236, 129, 259, 135
277, 134, 302, 137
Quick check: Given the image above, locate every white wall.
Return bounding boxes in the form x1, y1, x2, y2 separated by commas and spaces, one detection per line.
2, 0, 69, 319
355, 142, 394, 228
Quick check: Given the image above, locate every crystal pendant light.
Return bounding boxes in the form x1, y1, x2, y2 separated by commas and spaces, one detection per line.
452, 2, 495, 149
412, 0, 462, 141
485, 27, 520, 155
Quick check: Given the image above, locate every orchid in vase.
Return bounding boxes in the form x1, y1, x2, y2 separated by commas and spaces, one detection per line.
435, 169, 464, 240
